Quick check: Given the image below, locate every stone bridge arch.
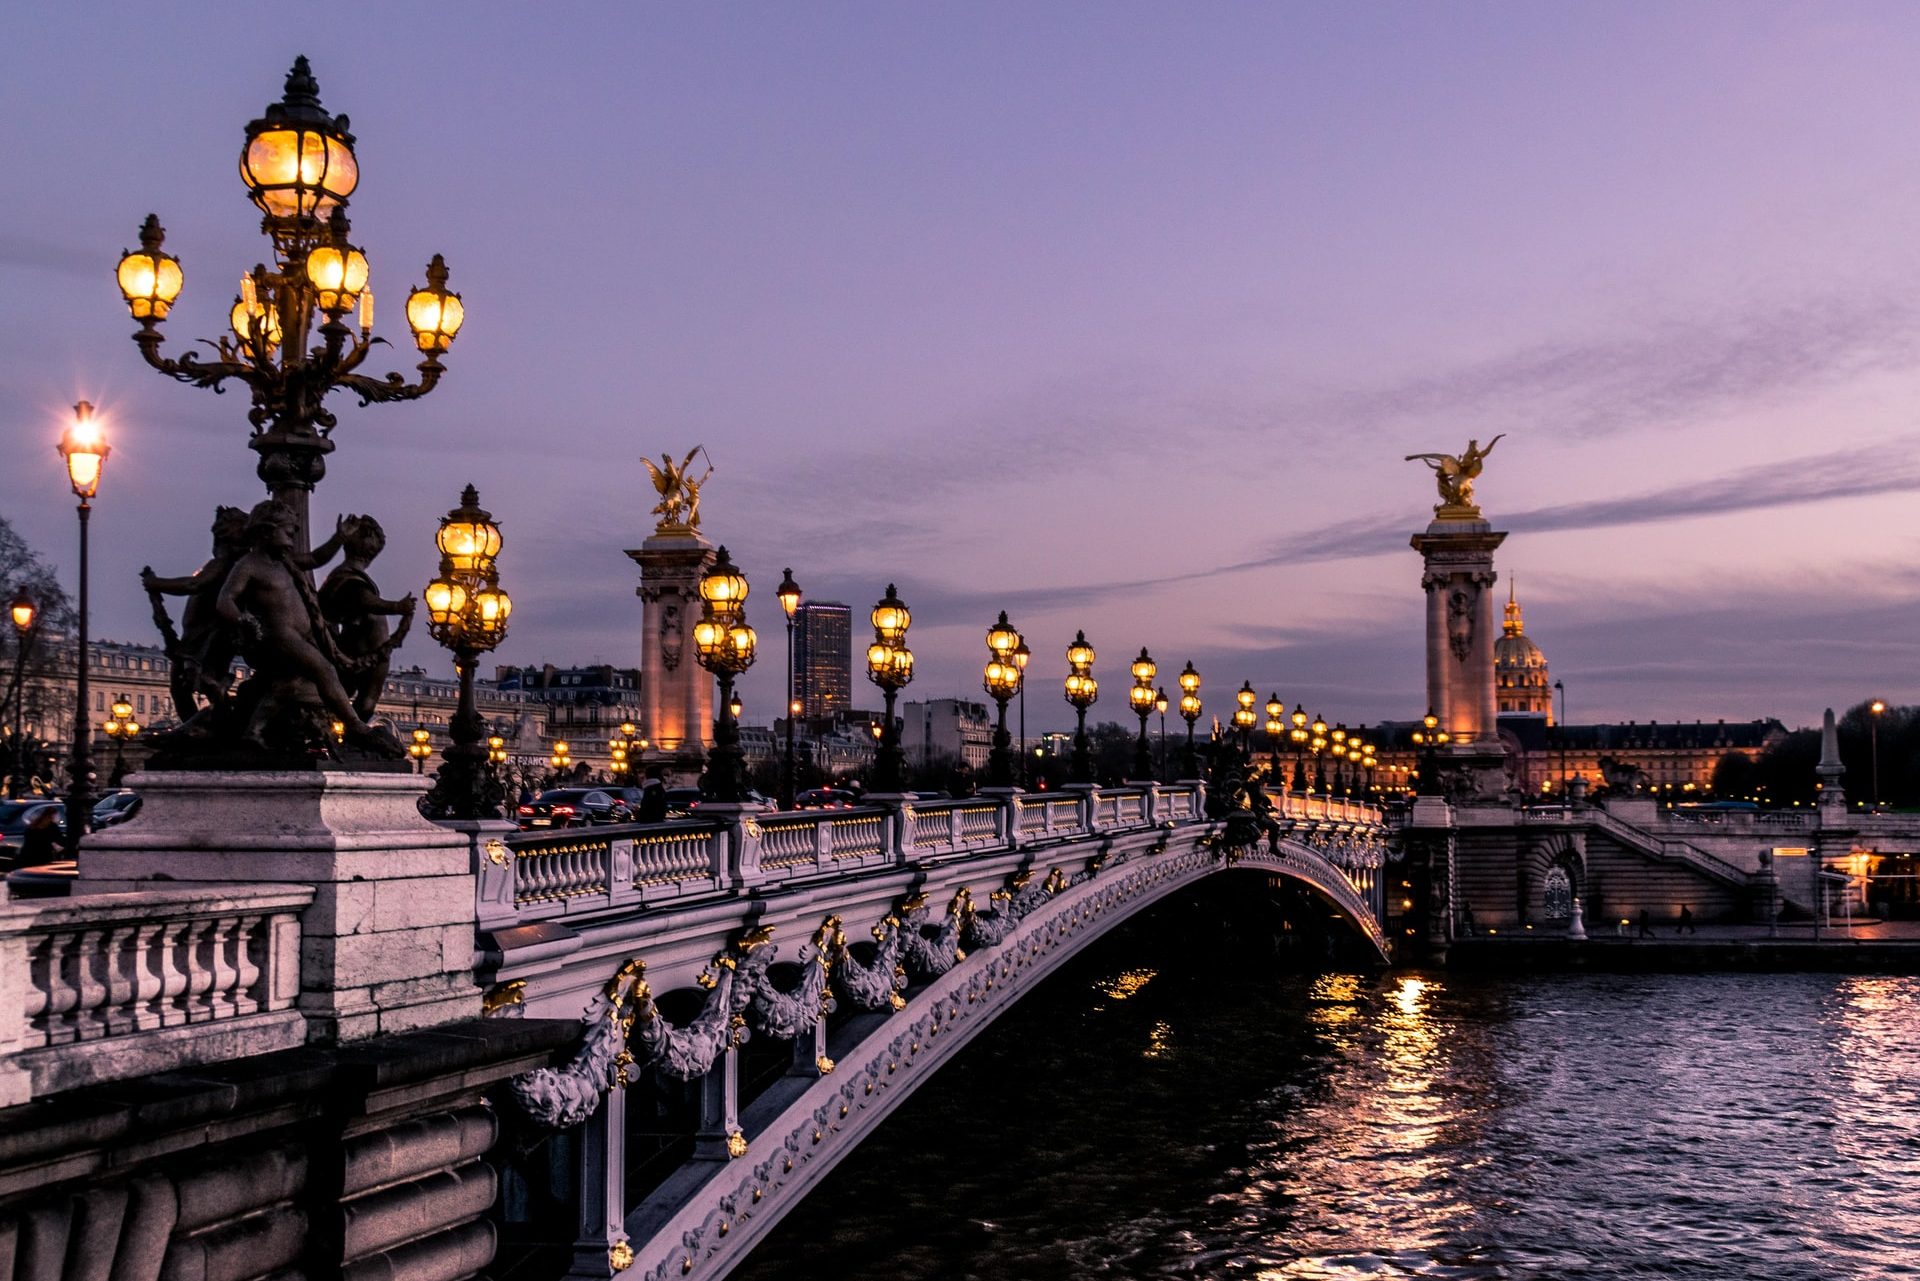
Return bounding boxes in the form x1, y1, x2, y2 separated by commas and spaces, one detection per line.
498, 815, 1386, 1281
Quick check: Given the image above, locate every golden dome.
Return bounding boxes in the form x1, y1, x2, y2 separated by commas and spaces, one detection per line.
1495, 583, 1552, 719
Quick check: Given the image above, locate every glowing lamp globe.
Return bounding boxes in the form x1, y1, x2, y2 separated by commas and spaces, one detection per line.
116, 216, 184, 320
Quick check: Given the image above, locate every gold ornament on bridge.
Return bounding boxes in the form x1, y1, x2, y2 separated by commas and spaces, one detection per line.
642, 445, 715, 532
1405, 433, 1504, 518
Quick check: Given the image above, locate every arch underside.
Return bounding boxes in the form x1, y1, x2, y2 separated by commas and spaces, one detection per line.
622, 827, 1386, 1281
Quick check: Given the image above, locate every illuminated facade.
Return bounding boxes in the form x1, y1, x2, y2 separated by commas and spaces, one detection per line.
1494, 586, 1552, 721
792, 601, 852, 719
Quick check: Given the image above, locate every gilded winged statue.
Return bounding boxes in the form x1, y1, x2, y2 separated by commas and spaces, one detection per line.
642, 446, 714, 531
1405, 434, 1504, 511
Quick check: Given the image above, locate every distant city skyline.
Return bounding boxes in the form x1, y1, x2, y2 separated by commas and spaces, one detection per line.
6, 4, 1920, 733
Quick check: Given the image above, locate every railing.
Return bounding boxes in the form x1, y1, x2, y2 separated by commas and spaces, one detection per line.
1, 885, 311, 1101
484, 784, 1392, 931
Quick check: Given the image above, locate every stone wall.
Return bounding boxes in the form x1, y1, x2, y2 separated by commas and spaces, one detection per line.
0, 1017, 572, 1281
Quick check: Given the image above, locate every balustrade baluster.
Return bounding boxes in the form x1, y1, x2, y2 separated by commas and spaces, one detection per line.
205, 917, 240, 1019
26, 932, 65, 1045
153, 918, 191, 1026
69, 928, 112, 1042
231, 915, 264, 1015
101, 923, 143, 1036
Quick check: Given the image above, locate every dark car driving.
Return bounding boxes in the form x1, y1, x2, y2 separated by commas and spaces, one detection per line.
515, 788, 633, 830
0, 800, 68, 867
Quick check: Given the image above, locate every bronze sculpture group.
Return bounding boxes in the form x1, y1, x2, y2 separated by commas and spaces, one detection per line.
143, 500, 412, 764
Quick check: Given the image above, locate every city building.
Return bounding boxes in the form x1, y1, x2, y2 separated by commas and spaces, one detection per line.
792, 601, 852, 719
900, 698, 992, 772
495, 663, 643, 777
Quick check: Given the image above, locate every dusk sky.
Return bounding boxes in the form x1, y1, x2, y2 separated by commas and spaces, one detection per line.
6, 3, 1920, 734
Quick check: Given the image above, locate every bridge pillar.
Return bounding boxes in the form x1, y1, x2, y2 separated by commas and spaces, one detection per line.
569, 1089, 631, 1278
693, 1044, 742, 1161
1410, 512, 1509, 797
627, 528, 718, 784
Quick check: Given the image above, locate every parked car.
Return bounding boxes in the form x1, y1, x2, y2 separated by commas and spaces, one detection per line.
515, 788, 633, 829
794, 788, 859, 811
662, 787, 704, 818
91, 789, 143, 829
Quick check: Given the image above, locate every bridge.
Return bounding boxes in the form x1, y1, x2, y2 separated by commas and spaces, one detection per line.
0, 778, 1386, 1281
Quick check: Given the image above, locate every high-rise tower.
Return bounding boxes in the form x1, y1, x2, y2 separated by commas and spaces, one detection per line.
792, 601, 852, 719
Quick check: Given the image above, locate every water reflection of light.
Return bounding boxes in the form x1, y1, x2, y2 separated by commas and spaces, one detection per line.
1094, 967, 1157, 1001
1144, 1019, 1173, 1059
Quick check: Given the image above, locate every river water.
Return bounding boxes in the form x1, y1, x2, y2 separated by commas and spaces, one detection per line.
735, 897, 1920, 1280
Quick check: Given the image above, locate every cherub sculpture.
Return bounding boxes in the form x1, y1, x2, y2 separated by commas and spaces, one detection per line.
1405, 434, 1505, 512
215, 500, 401, 757
319, 515, 416, 722
143, 507, 346, 725
642, 446, 714, 531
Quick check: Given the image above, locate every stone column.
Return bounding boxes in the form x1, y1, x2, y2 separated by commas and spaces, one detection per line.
626, 529, 717, 785
1410, 514, 1508, 794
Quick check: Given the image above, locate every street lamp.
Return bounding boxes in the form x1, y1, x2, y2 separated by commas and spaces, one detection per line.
1063, 630, 1098, 784
1264, 693, 1285, 783
1232, 682, 1257, 754
1177, 661, 1202, 778
6, 590, 36, 800
1329, 724, 1348, 794
58, 401, 109, 849
549, 740, 571, 780
1309, 715, 1328, 793
694, 547, 757, 803
408, 726, 432, 774
864, 584, 914, 792
1012, 636, 1032, 786
1553, 678, 1567, 799
1871, 699, 1886, 809
422, 485, 512, 819
1289, 705, 1309, 792
1155, 687, 1170, 781
983, 612, 1023, 788
1128, 648, 1157, 780
102, 693, 141, 787
777, 568, 802, 810
116, 59, 463, 555
1411, 709, 1451, 796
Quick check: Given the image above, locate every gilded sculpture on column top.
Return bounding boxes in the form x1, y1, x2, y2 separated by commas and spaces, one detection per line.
1405, 434, 1504, 517
642, 446, 714, 532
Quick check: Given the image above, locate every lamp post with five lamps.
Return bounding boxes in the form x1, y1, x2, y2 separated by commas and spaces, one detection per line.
865, 586, 914, 793
1177, 662, 1202, 778
103, 694, 141, 788
114, 58, 464, 554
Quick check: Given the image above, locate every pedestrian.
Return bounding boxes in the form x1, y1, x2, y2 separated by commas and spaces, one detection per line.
1677, 904, 1695, 935
18, 807, 62, 866
636, 769, 667, 823
1638, 907, 1654, 939
1460, 900, 1477, 937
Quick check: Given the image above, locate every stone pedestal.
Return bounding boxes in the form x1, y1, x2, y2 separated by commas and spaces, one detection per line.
77, 770, 481, 1043
626, 529, 717, 784
1410, 515, 1508, 793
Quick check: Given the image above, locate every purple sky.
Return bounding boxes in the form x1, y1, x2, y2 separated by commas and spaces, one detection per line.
6, 3, 1920, 734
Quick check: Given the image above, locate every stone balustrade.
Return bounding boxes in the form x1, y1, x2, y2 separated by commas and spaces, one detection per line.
0, 884, 312, 1104
482, 785, 1387, 933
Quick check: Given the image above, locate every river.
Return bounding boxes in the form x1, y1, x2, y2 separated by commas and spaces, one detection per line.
734, 894, 1920, 1280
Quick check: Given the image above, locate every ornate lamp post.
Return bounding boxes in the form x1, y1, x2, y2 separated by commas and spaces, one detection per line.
777, 568, 802, 810
608, 727, 630, 780
422, 486, 512, 819
1411, 709, 1451, 796
1063, 631, 1098, 785
1310, 715, 1329, 793
694, 548, 757, 804
115, 59, 463, 554
407, 726, 433, 774
58, 401, 109, 849
1288, 706, 1309, 792
1128, 648, 1157, 780
7, 590, 36, 800
102, 694, 141, 787
1177, 661, 1202, 778
863, 586, 914, 792
1264, 693, 1285, 783
983, 612, 1023, 788
1233, 682, 1257, 754
1328, 724, 1348, 794
1155, 687, 1170, 781
1012, 636, 1032, 786
548, 740, 571, 783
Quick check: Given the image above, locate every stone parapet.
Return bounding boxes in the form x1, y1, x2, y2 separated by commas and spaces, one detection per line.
77, 770, 481, 1044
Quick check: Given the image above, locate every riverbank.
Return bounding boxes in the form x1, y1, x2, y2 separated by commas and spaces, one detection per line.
1445, 919, 1920, 972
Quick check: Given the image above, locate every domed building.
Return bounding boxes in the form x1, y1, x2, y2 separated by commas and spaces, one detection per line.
1495, 584, 1553, 721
